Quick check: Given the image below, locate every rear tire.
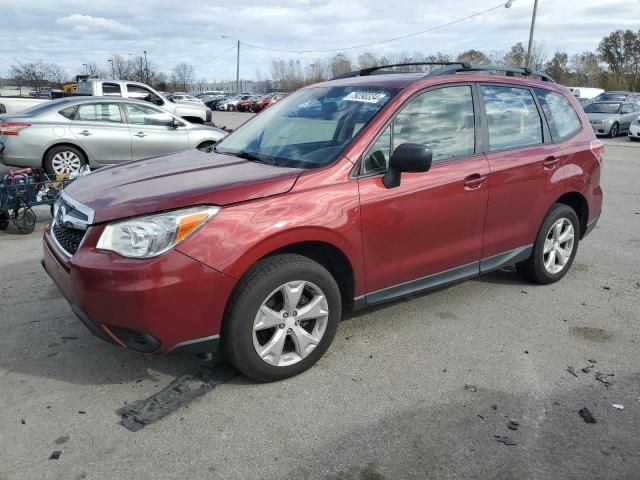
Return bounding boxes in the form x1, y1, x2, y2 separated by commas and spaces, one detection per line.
223, 254, 341, 382
516, 203, 580, 285
44, 145, 86, 176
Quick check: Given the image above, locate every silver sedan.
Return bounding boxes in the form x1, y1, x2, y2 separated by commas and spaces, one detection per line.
0, 97, 227, 175
584, 101, 640, 137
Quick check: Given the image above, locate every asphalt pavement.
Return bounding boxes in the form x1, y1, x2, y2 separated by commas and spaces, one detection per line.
0, 132, 639, 479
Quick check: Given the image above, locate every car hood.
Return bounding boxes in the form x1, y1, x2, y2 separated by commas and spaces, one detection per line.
585, 113, 619, 121
64, 150, 303, 224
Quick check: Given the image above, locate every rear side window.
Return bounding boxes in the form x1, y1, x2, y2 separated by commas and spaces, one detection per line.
481, 85, 542, 151
534, 89, 582, 140
102, 83, 122, 96
76, 103, 123, 123
58, 105, 78, 120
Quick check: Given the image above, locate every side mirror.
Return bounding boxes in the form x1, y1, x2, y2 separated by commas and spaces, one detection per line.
382, 143, 432, 189
171, 118, 182, 128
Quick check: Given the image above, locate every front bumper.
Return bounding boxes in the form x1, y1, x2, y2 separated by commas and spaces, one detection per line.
42, 224, 236, 355
590, 121, 612, 135
629, 123, 640, 138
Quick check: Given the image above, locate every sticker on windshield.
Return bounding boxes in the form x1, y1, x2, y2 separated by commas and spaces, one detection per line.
343, 91, 388, 103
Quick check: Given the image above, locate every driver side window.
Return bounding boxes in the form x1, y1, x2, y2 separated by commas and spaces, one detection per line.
362, 86, 475, 175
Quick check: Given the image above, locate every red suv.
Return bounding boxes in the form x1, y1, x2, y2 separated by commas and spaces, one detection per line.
43, 63, 604, 382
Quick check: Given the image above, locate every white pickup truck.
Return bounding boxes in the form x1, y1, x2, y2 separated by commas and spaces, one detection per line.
0, 80, 212, 124
0, 96, 48, 114
77, 79, 212, 124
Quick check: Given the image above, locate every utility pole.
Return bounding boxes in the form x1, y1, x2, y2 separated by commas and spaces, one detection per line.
143, 50, 148, 84
108, 59, 114, 78
525, 0, 539, 68
236, 40, 240, 94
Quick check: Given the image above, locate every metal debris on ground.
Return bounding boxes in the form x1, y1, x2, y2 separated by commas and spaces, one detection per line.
49, 451, 62, 460
595, 372, 612, 387
464, 384, 477, 392
612, 404, 624, 410
507, 419, 519, 431
118, 362, 237, 432
494, 435, 517, 445
579, 407, 597, 424
566, 366, 579, 378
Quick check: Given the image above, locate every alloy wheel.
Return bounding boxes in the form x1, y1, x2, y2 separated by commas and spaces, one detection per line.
252, 280, 329, 367
51, 151, 82, 175
543, 218, 575, 274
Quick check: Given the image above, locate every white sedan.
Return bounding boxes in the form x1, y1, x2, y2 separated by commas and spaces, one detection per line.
629, 115, 640, 141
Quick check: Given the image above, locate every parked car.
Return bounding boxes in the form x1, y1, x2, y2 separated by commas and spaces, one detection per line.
42, 64, 603, 382
0, 97, 226, 175
253, 93, 287, 112
592, 91, 640, 103
583, 101, 640, 137
168, 94, 204, 105
237, 95, 263, 112
628, 115, 640, 141
569, 87, 603, 100
77, 80, 212, 124
219, 95, 253, 111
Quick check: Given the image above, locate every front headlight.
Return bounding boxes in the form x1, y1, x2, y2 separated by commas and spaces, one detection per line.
97, 206, 220, 258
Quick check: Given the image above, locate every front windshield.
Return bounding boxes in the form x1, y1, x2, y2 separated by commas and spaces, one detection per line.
215, 85, 398, 168
584, 103, 621, 114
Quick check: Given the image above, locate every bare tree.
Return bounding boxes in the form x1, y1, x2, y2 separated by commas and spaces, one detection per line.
172, 62, 195, 91
456, 49, 491, 65
9, 60, 70, 93
329, 54, 352, 78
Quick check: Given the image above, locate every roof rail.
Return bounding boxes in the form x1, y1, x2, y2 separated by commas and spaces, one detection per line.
427, 63, 555, 82
332, 62, 471, 80
331, 62, 555, 83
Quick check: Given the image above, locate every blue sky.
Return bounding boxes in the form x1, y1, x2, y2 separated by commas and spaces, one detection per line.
1, 0, 638, 81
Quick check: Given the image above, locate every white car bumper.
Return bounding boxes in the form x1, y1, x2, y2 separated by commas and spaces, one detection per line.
629, 122, 640, 140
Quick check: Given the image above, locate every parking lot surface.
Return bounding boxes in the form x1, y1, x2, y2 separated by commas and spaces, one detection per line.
0, 133, 639, 479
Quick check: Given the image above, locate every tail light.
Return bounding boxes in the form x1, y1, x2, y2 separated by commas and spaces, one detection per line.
0, 123, 31, 136
590, 139, 605, 164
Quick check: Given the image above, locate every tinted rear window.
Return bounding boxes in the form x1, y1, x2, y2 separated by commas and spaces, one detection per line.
534, 89, 582, 140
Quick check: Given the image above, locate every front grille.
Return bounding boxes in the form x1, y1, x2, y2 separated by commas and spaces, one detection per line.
52, 223, 86, 256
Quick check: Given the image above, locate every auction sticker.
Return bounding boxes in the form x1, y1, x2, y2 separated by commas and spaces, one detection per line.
343, 91, 388, 103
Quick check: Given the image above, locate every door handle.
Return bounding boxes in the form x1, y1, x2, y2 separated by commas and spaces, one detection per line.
134, 132, 147, 138
543, 156, 560, 170
78, 130, 92, 136
463, 174, 487, 190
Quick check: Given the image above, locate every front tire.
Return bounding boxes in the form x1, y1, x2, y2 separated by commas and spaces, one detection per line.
609, 122, 619, 138
516, 203, 580, 285
223, 254, 342, 382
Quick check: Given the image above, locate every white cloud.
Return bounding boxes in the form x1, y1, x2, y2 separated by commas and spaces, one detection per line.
55, 14, 139, 35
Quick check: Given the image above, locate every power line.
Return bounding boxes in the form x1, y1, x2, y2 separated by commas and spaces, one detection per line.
240, 2, 510, 54
193, 45, 237, 68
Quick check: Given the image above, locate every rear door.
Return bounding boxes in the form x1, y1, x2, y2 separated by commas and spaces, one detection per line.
122, 103, 189, 159
357, 84, 490, 301
479, 84, 563, 267
69, 102, 132, 164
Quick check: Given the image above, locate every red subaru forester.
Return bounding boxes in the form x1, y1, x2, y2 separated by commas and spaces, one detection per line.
43, 63, 604, 381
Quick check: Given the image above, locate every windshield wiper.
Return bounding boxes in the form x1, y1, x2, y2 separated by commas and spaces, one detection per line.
235, 150, 277, 165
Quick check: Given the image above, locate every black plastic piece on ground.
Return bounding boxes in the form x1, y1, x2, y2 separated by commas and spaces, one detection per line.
118, 362, 237, 432
579, 407, 596, 423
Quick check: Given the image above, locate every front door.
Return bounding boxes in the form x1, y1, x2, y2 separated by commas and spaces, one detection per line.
70, 102, 131, 164
357, 85, 490, 304
122, 103, 189, 159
